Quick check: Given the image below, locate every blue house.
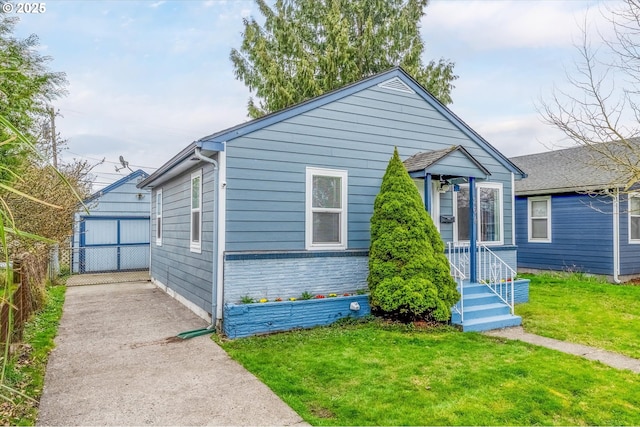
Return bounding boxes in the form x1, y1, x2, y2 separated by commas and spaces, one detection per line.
72, 169, 150, 273
138, 68, 528, 337
512, 143, 640, 282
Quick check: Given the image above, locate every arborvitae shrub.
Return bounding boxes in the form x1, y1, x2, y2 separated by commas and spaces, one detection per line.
368, 148, 460, 322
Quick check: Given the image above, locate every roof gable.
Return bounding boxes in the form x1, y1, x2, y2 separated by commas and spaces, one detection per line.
404, 145, 491, 179
199, 67, 524, 178
85, 169, 148, 203
141, 67, 525, 189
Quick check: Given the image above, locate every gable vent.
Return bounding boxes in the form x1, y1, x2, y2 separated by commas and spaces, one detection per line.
377, 77, 415, 94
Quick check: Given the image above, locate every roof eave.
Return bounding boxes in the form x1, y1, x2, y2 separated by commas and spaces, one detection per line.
515, 184, 623, 196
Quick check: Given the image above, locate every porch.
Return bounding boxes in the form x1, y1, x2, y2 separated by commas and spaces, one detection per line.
448, 242, 526, 331
404, 146, 528, 332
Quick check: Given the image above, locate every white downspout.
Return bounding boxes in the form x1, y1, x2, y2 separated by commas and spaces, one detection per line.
148, 191, 153, 277
511, 173, 515, 246
194, 147, 224, 328
613, 188, 622, 283
215, 147, 226, 327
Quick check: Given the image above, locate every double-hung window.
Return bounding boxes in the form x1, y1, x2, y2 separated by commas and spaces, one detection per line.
190, 170, 202, 253
629, 194, 640, 242
455, 182, 503, 245
155, 189, 162, 246
306, 167, 348, 250
528, 196, 551, 242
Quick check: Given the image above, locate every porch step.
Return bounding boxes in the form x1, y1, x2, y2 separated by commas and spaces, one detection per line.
457, 302, 511, 321
463, 292, 502, 306
458, 314, 522, 332
451, 282, 522, 332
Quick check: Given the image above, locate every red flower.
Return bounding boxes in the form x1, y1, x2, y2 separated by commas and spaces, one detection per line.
315, 294, 325, 299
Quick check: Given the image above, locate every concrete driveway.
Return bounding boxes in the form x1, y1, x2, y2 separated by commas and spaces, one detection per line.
38, 280, 307, 426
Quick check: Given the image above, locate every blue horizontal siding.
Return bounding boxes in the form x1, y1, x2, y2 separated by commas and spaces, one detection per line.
515, 194, 614, 275
150, 163, 216, 314
617, 194, 640, 275
226, 85, 516, 252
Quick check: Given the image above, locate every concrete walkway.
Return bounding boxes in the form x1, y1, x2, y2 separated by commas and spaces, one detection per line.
486, 326, 640, 373
38, 281, 307, 426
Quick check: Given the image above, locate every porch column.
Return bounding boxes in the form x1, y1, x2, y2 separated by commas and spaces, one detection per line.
424, 173, 432, 213
469, 177, 477, 283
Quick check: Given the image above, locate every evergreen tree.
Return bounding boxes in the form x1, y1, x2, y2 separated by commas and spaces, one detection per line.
231, 0, 457, 118
368, 148, 459, 322
0, 14, 67, 180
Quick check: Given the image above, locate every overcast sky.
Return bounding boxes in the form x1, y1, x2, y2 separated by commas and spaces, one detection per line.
11, 0, 610, 189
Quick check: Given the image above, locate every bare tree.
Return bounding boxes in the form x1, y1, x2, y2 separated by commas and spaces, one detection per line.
540, 0, 640, 192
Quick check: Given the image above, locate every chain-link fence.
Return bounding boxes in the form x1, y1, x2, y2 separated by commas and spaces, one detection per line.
50, 244, 150, 285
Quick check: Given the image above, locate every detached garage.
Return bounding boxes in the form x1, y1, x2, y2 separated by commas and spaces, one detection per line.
72, 169, 151, 273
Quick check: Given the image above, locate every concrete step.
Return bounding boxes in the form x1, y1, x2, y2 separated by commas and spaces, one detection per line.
462, 292, 502, 306
459, 302, 511, 321
458, 314, 522, 332
460, 283, 489, 295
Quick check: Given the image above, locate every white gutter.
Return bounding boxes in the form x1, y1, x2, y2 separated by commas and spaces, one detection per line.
612, 188, 621, 283
193, 147, 225, 328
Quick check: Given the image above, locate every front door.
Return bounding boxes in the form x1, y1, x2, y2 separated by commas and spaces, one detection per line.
413, 179, 441, 230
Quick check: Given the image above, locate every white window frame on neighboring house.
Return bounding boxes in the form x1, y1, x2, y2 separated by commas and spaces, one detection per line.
453, 182, 504, 246
190, 169, 202, 253
528, 196, 552, 243
305, 167, 348, 250
628, 193, 640, 243
155, 188, 163, 246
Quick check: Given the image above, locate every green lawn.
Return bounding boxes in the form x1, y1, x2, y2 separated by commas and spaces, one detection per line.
218, 320, 640, 426
516, 273, 640, 359
1, 285, 66, 425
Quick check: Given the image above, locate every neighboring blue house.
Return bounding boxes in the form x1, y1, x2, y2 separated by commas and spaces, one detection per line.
138, 67, 528, 337
512, 143, 640, 282
72, 169, 150, 273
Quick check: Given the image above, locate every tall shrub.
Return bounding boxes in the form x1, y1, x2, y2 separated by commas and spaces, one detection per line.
368, 148, 459, 322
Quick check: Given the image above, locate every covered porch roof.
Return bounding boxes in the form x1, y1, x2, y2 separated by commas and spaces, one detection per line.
404, 145, 491, 181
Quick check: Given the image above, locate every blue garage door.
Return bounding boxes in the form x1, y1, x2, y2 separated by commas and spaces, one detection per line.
79, 217, 150, 273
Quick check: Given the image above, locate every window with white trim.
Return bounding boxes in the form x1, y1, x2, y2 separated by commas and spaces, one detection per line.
190, 170, 202, 253
454, 182, 504, 245
528, 196, 551, 242
155, 189, 162, 246
305, 167, 348, 250
629, 194, 640, 242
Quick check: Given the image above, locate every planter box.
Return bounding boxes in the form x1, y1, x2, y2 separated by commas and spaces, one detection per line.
223, 295, 370, 339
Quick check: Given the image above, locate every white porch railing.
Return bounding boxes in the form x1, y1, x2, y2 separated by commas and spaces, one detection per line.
447, 242, 516, 315
449, 261, 465, 322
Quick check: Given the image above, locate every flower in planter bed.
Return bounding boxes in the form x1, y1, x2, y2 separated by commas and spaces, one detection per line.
259, 298, 268, 303
275, 297, 283, 302
343, 293, 351, 297
328, 293, 337, 297
314, 294, 325, 299
289, 297, 297, 301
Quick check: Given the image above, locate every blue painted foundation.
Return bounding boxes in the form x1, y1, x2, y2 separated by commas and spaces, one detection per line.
223, 295, 371, 339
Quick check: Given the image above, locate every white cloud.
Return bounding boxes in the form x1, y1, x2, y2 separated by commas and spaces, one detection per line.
424, 0, 605, 50
150, 1, 166, 8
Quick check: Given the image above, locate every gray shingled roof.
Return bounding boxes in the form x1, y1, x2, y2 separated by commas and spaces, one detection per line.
403, 146, 456, 173
511, 141, 640, 195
